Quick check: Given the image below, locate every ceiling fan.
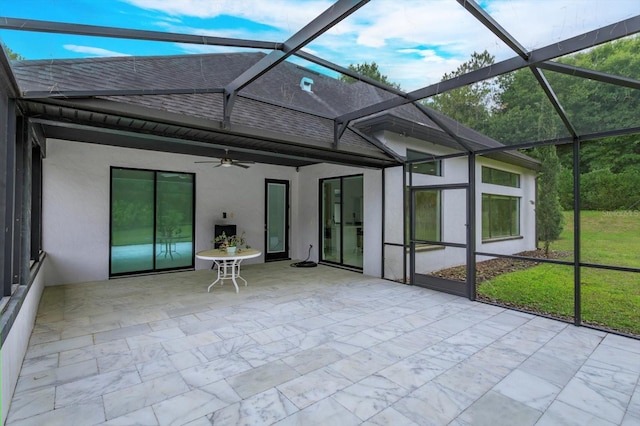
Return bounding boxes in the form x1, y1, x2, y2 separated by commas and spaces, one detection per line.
194, 149, 254, 169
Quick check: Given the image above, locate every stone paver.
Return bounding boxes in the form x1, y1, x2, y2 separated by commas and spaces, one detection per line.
6, 263, 639, 425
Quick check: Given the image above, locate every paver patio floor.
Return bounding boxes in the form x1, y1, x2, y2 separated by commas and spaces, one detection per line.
6, 262, 640, 425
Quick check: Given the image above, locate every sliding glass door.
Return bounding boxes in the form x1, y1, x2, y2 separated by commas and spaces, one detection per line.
320, 175, 363, 269
110, 168, 194, 276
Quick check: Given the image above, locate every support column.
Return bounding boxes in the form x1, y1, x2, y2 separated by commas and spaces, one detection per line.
19, 117, 33, 284
1, 99, 16, 296
573, 139, 581, 326
466, 153, 477, 301
12, 116, 25, 287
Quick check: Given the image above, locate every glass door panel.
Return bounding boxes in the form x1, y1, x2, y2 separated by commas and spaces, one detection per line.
156, 172, 194, 269
342, 175, 363, 268
265, 180, 289, 261
110, 169, 155, 274
411, 186, 468, 297
321, 178, 341, 263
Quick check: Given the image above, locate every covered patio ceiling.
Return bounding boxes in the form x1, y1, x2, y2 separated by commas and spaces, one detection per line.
1, 0, 639, 168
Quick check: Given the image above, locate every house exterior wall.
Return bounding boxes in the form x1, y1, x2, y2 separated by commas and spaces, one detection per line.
476, 156, 537, 260
296, 163, 382, 277
41, 139, 384, 285
379, 131, 537, 280
41, 132, 535, 287
41, 139, 297, 285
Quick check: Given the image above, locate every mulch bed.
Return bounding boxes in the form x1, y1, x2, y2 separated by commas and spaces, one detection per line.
430, 249, 572, 283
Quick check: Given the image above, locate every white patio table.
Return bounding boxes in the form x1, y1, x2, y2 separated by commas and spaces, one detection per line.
196, 248, 261, 293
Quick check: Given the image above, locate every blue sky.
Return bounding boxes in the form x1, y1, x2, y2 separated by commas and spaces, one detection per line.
1, 0, 638, 91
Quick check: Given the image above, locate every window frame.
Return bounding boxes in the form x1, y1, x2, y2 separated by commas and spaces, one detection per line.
319, 174, 364, 270
481, 193, 521, 241
481, 166, 520, 188
407, 149, 442, 177
109, 166, 196, 276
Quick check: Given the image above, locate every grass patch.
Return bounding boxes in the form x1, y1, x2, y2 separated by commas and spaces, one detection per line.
478, 210, 640, 336
479, 264, 574, 320
552, 210, 640, 268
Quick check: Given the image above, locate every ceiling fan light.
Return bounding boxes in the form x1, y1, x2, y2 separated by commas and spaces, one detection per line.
221, 162, 232, 167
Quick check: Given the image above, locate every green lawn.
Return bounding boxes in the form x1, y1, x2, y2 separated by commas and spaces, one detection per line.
478, 210, 640, 336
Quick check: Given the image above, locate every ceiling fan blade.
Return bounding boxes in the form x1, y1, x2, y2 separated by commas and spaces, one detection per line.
195, 150, 252, 169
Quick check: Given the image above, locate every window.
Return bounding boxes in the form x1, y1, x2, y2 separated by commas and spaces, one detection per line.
406, 188, 442, 244
482, 166, 520, 188
407, 149, 442, 176
482, 194, 520, 240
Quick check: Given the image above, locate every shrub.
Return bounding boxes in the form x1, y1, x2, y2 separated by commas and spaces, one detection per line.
558, 168, 640, 211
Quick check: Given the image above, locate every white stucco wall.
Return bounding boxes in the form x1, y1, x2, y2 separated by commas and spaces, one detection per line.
42, 139, 297, 285
379, 131, 537, 280
1, 264, 46, 423
42, 139, 386, 285
41, 133, 534, 286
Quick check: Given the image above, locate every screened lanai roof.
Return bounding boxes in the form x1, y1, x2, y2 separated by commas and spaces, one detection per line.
1, 0, 639, 167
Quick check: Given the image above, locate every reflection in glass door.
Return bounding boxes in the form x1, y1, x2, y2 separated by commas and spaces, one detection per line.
320, 175, 363, 269
155, 172, 195, 270
265, 179, 289, 261
110, 168, 195, 276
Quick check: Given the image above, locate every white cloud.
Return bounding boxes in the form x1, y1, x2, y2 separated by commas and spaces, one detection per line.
117, 0, 640, 92
174, 43, 265, 55
63, 45, 131, 57
486, 0, 639, 50
152, 20, 285, 43
300, 0, 639, 90
121, 0, 333, 34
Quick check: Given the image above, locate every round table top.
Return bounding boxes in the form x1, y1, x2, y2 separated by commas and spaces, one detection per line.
196, 248, 261, 261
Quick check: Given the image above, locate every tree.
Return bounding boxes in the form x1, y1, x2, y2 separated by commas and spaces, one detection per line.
532, 145, 565, 256
2, 45, 24, 61
486, 68, 567, 144
489, 36, 640, 210
340, 62, 402, 90
428, 50, 496, 134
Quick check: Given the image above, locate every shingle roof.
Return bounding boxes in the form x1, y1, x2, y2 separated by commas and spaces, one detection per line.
11, 52, 536, 169
12, 53, 260, 94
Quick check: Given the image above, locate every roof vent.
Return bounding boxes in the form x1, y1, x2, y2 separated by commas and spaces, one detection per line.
300, 77, 314, 92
